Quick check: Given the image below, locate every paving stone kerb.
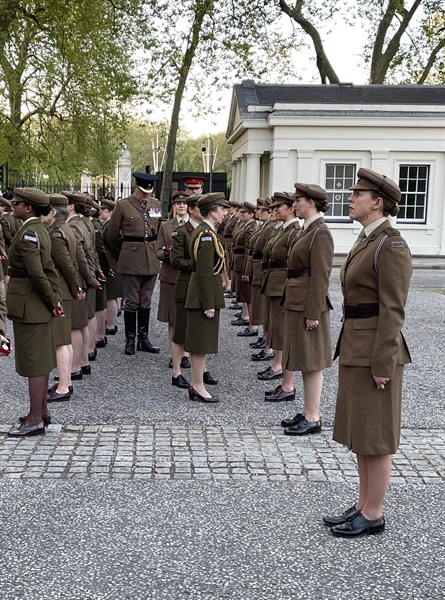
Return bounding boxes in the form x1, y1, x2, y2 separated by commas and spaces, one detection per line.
0, 425, 444, 482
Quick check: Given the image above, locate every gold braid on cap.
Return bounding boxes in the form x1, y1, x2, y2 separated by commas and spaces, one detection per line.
193, 229, 226, 275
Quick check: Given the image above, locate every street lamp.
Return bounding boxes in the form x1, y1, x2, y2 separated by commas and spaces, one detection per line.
201, 137, 214, 192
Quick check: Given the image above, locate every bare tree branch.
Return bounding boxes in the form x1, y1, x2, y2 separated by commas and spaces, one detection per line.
417, 35, 445, 83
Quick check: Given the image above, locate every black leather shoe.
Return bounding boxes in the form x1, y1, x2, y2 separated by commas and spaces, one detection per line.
265, 385, 282, 397
8, 421, 45, 437
203, 371, 218, 385
224, 291, 236, 298
106, 325, 118, 335
331, 513, 385, 537
284, 418, 321, 436
237, 327, 258, 337
188, 387, 219, 403
55, 370, 82, 381
231, 317, 249, 326
137, 338, 160, 353
172, 374, 191, 389
47, 389, 71, 402
323, 506, 359, 527
281, 413, 304, 428
88, 352, 96, 362
265, 388, 295, 402
19, 414, 51, 427
95, 337, 107, 348
48, 383, 73, 395
250, 337, 266, 349
251, 350, 275, 361
234, 312, 242, 318
228, 303, 242, 310
257, 367, 283, 381
181, 356, 191, 369
81, 365, 92, 375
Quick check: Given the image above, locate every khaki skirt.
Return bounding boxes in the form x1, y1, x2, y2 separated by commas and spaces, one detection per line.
282, 309, 331, 372
157, 281, 176, 324
184, 308, 220, 355
95, 284, 107, 312
237, 277, 251, 303
13, 321, 56, 377
106, 272, 124, 300
266, 296, 284, 351
333, 364, 404, 455
262, 295, 270, 333
71, 297, 88, 329
172, 301, 187, 345
53, 299, 72, 346
250, 284, 263, 325
86, 288, 96, 319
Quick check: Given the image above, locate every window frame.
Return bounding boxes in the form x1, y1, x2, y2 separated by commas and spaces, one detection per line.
323, 162, 357, 222
397, 163, 430, 224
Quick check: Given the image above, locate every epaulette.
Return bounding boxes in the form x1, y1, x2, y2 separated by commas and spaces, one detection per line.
383, 226, 401, 237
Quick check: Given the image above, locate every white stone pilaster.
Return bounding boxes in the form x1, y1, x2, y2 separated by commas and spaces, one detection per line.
297, 149, 315, 183
239, 156, 247, 201
245, 152, 262, 203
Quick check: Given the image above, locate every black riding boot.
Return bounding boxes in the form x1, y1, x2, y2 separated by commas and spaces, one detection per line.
124, 311, 137, 355
137, 308, 160, 353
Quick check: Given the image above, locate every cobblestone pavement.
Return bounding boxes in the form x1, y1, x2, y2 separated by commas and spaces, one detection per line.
1, 425, 444, 483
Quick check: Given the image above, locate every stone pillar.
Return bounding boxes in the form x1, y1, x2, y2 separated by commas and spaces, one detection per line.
296, 149, 315, 183
115, 145, 132, 199
269, 150, 289, 194
230, 161, 238, 202
371, 150, 389, 174
239, 155, 247, 202
245, 152, 262, 204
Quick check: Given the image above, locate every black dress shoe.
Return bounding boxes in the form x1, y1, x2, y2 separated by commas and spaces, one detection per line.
203, 371, 218, 385
188, 387, 219, 403
228, 303, 242, 311
237, 327, 258, 337
251, 350, 275, 361
8, 421, 45, 437
19, 414, 51, 427
172, 374, 191, 389
137, 338, 160, 353
284, 418, 321, 436
47, 389, 71, 402
81, 365, 92, 375
231, 317, 249, 326
55, 370, 82, 381
88, 352, 96, 362
257, 366, 283, 381
323, 506, 359, 527
95, 337, 107, 348
250, 337, 266, 349
106, 325, 118, 335
281, 413, 304, 428
234, 312, 242, 318
331, 512, 385, 537
180, 356, 191, 369
264, 388, 295, 402
224, 291, 236, 298
48, 383, 73, 394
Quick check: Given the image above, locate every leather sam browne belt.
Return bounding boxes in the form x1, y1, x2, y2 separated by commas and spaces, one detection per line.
343, 303, 379, 319
269, 259, 287, 269
253, 252, 262, 259
122, 235, 157, 243
8, 267, 29, 278
287, 268, 311, 278
233, 248, 245, 254
224, 234, 233, 238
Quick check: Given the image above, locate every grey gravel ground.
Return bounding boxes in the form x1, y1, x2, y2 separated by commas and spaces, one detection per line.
0, 267, 444, 599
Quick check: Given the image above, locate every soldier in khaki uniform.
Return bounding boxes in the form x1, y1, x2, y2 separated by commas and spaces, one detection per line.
258, 192, 300, 382
324, 168, 412, 538
100, 199, 124, 335
0, 197, 18, 292
108, 172, 161, 355
276, 184, 334, 432
184, 193, 228, 403
222, 200, 240, 296
43, 193, 85, 402
6, 188, 63, 437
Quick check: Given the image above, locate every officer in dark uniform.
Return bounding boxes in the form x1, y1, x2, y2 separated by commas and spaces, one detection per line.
6, 188, 63, 437
108, 172, 161, 355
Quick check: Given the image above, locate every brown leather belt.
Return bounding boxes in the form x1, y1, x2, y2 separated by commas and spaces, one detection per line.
8, 267, 29, 278
224, 234, 233, 238
233, 248, 245, 254
343, 303, 379, 319
122, 235, 157, 243
287, 268, 311, 278
253, 252, 262, 259
269, 259, 287, 269
261, 262, 269, 270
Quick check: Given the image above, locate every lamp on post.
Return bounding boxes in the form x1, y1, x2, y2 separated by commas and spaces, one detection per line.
201, 137, 214, 192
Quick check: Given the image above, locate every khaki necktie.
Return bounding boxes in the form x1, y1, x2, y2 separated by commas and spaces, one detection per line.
351, 229, 366, 251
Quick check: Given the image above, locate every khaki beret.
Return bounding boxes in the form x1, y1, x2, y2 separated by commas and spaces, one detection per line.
61, 191, 87, 205
294, 183, 328, 202
349, 168, 401, 205
228, 199, 242, 208
172, 191, 190, 203
101, 199, 115, 210
270, 191, 294, 208
262, 197, 273, 209
13, 187, 49, 207
91, 200, 100, 212
240, 201, 256, 214
197, 192, 229, 211
0, 197, 12, 208
48, 193, 68, 207
186, 193, 202, 206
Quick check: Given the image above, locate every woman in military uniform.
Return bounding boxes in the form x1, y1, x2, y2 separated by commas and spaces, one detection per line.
0, 286, 7, 348
323, 168, 412, 538
100, 199, 124, 335
155, 191, 191, 373
184, 193, 228, 402
6, 188, 63, 437
258, 192, 300, 383
278, 184, 334, 434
